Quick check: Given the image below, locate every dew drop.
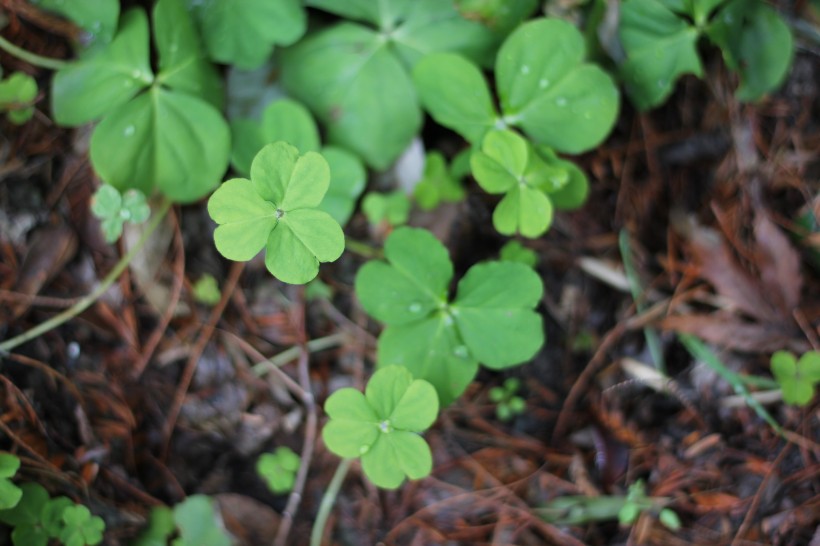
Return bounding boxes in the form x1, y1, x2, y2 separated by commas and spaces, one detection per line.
169, 43, 178, 53
91, 21, 101, 31
657, 79, 667, 89
119, 209, 132, 220
555, 97, 567, 107
123, 125, 135, 137
408, 303, 422, 313
378, 420, 391, 433
131, 70, 142, 79
521, 65, 530, 75
538, 78, 549, 89
123, 80, 133, 87
359, 445, 369, 454
453, 345, 469, 358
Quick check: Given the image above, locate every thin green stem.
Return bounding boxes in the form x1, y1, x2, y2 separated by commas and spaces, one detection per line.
310, 458, 352, 546
0, 200, 172, 353
344, 237, 382, 259
251, 333, 347, 376
0, 35, 68, 71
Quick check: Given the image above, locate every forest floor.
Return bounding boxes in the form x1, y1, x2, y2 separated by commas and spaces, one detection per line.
1, 4, 819, 546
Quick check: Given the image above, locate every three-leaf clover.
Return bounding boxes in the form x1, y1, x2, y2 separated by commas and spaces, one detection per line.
0, 453, 22, 510
256, 447, 300, 494
171, 495, 230, 546
413, 152, 466, 210
90, 185, 151, 243
0, 483, 51, 546
771, 350, 820, 406
192, 274, 221, 306
207, 142, 345, 285
413, 18, 620, 154
0, 72, 38, 124
355, 227, 544, 405
52, 0, 229, 203
362, 191, 411, 228
322, 365, 439, 489
499, 241, 537, 268
489, 377, 526, 421
59, 505, 104, 546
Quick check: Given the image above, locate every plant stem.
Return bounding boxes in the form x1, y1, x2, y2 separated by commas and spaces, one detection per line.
0, 35, 67, 70
251, 333, 347, 376
310, 458, 352, 546
344, 237, 382, 259
0, 200, 172, 354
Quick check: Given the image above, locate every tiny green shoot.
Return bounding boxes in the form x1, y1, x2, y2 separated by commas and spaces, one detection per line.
192, 274, 221, 306
90, 185, 151, 243
0, 71, 37, 124
488, 377, 526, 421
256, 446, 301, 494
362, 191, 411, 228
413, 152, 466, 210
0, 453, 22, 510
771, 350, 820, 406
499, 241, 537, 268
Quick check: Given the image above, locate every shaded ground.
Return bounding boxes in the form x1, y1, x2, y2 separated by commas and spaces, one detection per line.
1, 3, 819, 546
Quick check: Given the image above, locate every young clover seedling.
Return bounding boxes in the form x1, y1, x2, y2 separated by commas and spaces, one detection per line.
362, 191, 411, 228
414, 152, 466, 211
59, 505, 105, 546
207, 141, 345, 285
256, 446, 300, 494
322, 365, 439, 489
0, 483, 91, 546
355, 227, 544, 405
771, 350, 820, 406
0, 71, 37, 124
192, 274, 221, 306
171, 495, 231, 546
0, 454, 22, 510
90, 185, 151, 243
488, 378, 526, 421
499, 240, 537, 268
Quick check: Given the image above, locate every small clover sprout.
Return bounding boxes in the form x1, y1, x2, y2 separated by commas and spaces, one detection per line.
771, 350, 820, 406
355, 227, 544, 405
0, 453, 22, 510
207, 141, 345, 285
362, 191, 411, 228
59, 505, 105, 546
414, 152, 466, 210
172, 495, 231, 546
192, 274, 221, 306
488, 377, 526, 421
90, 184, 151, 243
0, 72, 37, 124
132, 506, 175, 546
256, 446, 300, 494
499, 240, 537, 268
322, 365, 439, 489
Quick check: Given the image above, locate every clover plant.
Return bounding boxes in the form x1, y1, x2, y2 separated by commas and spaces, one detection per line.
230, 98, 366, 225
207, 142, 344, 285
413, 18, 620, 154
499, 240, 537, 268
618, 0, 794, 110
133, 496, 230, 546
90, 185, 151, 243
413, 152, 466, 211
771, 350, 820, 406
362, 191, 411, 228
0, 482, 104, 546
192, 274, 221, 306
52, 0, 229, 203
280, 0, 519, 169
31, 0, 119, 49
0, 71, 37, 124
186, 0, 306, 70
489, 377, 526, 421
322, 365, 439, 489
355, 227, 544, 405
256, 446, 300, 494
0, 454, 22, 510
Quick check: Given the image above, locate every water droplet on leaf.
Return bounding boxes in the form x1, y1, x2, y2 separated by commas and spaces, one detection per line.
378, 420, 391, 433
453, 345, 469, 358
555, 97, 567, 107
521, 65, 530, 75
123, 125, 135, 137
359, 445, 369, 454
539, 79, 549, 89
408, 303, 422, 313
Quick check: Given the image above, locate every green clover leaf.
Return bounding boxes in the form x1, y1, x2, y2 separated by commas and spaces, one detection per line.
499, 241, 537, 268
132, 506, 175, 546
0, 72, 37, 124
90, 185, 151, 243
172, 495, 230, 546
414, 18, 619, 154
355, 227, 544, 404
256, 447, 301, 494
208, 142, 345, 285
322, 365, 439, 489
59, 505, 104, 546
771, 350, 820, 406
31, 0, 119, 48
0, 453, 22, 510
414, 152, 466, 210
362, 191, 411, 227
192, 274, 221, 306
0, 483, 50, 546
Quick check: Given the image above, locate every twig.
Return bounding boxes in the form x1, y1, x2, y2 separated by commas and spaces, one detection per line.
250, 333, 347, 376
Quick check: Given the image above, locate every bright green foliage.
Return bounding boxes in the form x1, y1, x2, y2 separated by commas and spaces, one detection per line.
414, 18, 620, 154
488, 377, 526, 421
281, 0, 499, 169
362, 191, 411, 227
355, 227, 544, 405
0, 454, 22, 510
0, 483, 103, 546
706, 0, 794, 102
172, 495, 231, 546
619, 0, 794, 110
59, 505, 105, 546
771, 350, 820, 406
187, 0, 306, 69
414, 152, 466, 210
90, 185, 151, 243
499, 241, 537, 267
192, 274, 221, 306
0, 72, 37, 124
319, 147, 367, 226
52, 0, 229, 203
454, 0, 539, 33
257, 446, 301, 494
322, 365, 439, 489
207, 142, 345, 285
305, 278, 333, 301
132, 506, 175, 546
31, 0, 119, 47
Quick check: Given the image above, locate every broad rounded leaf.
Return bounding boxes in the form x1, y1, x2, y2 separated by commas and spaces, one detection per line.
265, 209, 344, 284
390, 431, 433, 480
251, 143, 330, 210
0, 72, 37, 124
365, 364, 414, 418
192, 0, 306, 70
89, 87, 230, 202
0, 483, 48, 526
323, 390, 380, 458
280, 23, 421, 169
52, 8, 153, 126
32, 0, 119, 47
799, 352, 820, 382
361, 434, 405, 489
537, 148, 589, 209
319, 146, 367, 225
261, 99, 320, 153
413, 52, 498, 143
389, 380, 439, 431
90, 185, 122, 218
770, 350, 796, 382
229, 118, 263, 176
619, 0, 703, 111
492, 184, 553, 238
496, 18, 619, 153
173, 495, 231, 546
209, 178, 278, 261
